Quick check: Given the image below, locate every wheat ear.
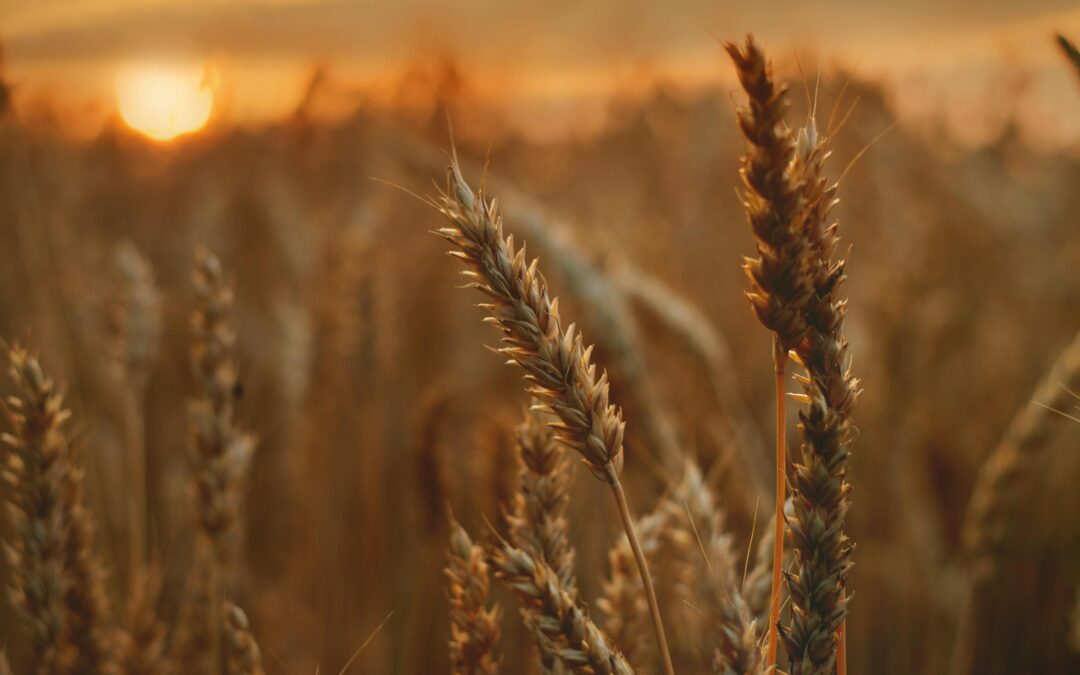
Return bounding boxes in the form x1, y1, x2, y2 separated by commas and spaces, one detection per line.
954, 330, 1080, 671
109, 241, 162, 601
726, 34, 813, 671
120, 559, 171, 675
490, 540, 632, 675
781, 119, 858, 675
506, 407, 576, 671
432, 157, 674, 675
185, 248, 257, 675
668, 461, 760, 674
223, 603, 265, 675
445, 520, 501, 675
3, 345, 116, 675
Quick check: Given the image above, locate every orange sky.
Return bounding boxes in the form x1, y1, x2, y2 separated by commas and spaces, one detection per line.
3, 1, 1080, 147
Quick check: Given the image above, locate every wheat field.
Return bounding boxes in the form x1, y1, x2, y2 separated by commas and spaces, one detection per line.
0, 22, 1079, 675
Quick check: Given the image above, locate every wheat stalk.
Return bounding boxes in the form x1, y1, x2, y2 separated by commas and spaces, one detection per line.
490, 540, 633, 675
597, 501, 673, 668
726, 34, 813, 671
3, 345, 116, 675
432, 157, 675, 675
445, 520, 502, 675
109, 241, 162, 601
223, 603, 265, 675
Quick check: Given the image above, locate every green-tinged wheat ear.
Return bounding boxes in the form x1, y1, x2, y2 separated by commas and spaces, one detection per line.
3, 345, 118, 675
445, 520, 501, 675
490, 540, 633, 675
224, 603, 265, 675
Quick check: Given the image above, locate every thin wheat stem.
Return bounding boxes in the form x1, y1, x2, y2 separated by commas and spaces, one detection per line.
767, 336, 787, 670
607, 471, 674, 675
838, 618, 847, 675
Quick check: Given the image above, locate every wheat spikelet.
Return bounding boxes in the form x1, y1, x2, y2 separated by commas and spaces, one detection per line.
189, 248, 257, 567
223, 603, 265, 675
0, 650, 11, 675
780, 118, 858, 675
3, 345, 116, 675
445, 520, 501, 675
490, 540, 632, 675
667, 462, 760, 674
432, 157, 673, 673
120, 560, 171, 675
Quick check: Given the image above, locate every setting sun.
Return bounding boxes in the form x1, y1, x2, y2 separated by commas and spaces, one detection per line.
115, 61, 214, 141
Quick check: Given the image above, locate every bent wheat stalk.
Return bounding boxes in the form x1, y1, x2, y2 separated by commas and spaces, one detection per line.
432, 158, 675, 675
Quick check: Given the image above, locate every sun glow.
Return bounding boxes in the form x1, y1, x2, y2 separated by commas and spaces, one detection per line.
115, 61, 214, 141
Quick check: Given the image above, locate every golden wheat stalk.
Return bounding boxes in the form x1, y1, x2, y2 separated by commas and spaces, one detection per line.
432, 157, 675, 675
597, 501, 673, 668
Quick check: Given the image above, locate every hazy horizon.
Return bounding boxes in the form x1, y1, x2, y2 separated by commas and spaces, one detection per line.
3, 0, 1080, 148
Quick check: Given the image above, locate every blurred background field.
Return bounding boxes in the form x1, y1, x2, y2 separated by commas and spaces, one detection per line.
1, 2, 1080, 673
